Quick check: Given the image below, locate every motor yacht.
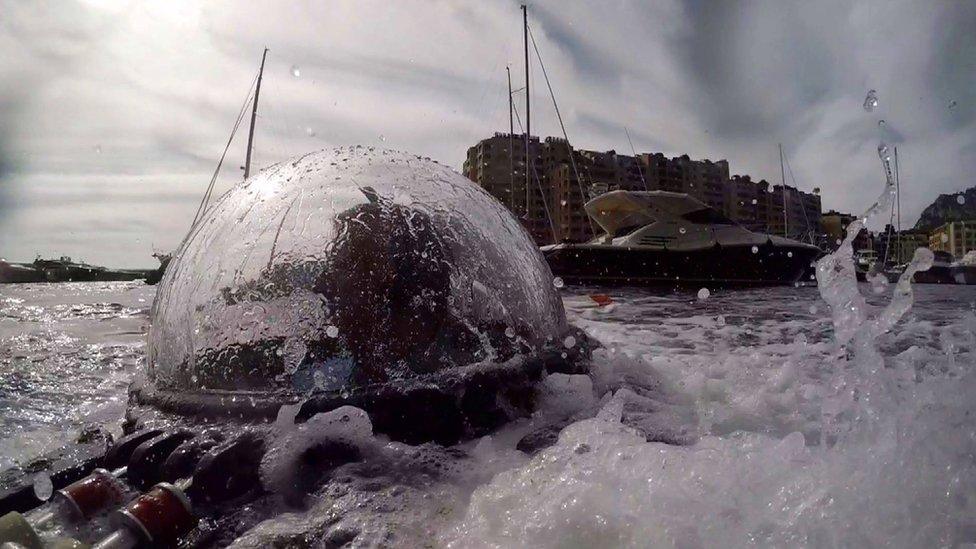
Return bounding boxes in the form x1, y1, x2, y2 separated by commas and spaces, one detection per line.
542, 190, 822, 287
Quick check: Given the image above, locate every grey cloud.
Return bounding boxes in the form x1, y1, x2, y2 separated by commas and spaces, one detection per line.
1, 0, 974, 265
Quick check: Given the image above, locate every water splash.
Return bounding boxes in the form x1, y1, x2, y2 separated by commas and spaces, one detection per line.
863, 89, 879, 112
33, 472, 53, 501
815, 140, 898, 345
815, 129, 934, 437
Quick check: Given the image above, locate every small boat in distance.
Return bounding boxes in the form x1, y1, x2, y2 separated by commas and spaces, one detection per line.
0, 260, 46, 283
854, 249, 879, 282
951, 251, 976, 285
0, 256, 149, 283
542, 190, 822, 287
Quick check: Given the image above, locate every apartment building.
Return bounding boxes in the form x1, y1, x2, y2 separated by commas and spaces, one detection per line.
463, 134, 823, 246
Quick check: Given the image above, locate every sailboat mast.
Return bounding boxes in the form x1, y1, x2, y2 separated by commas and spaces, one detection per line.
522, 4, 530, 218
244, 47, 269, 180
507, 66, 515, 211
895, 146, 901, 263
779, 143, 787, 238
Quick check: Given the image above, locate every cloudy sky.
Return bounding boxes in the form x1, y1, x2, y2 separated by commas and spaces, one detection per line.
1, 0, 974, 267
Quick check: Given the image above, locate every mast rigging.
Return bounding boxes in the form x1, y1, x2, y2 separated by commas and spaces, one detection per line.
522, 5, 531, 220
244, 47, 269, 180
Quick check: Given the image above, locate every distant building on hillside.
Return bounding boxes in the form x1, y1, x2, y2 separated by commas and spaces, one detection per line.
820, 210, 872, 252
463, 133, 823, 246
929, 221, 976, 259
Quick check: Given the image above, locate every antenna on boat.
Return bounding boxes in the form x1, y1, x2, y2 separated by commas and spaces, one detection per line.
243, 47, 269, 180
625, 127, 648, 191
522, 5, 531, 220
507, 66, 515, 211
779, 143, 788, 238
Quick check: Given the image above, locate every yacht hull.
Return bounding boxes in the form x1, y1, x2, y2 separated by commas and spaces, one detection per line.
544, 243, 821, 287
912, 265, 955, 284
951, 265, 976, 285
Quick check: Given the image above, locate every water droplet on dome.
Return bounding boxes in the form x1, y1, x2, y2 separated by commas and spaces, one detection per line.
787, 251, 793, 257
326, 325, 339, 338
941, 233, 950, 243
716, 315, 726, 326
305, 127, 316, 137
94, 144, 102, 154
679, 227, 687, 234
878, 119, 886, 127
697, 287, 710, 300
505, 327, 515, 338
751, 246, 759, 254
33, 473, 53, 501
863, 89, 878, 112
957, 195, 966, 205
563, 335, 576, 349
290, 65, 301, 77
552, 277, 564, 289
379, 134, 386, 142
751, 199, 757, 205
948, 99, 957, 110
809, 305, 818, 315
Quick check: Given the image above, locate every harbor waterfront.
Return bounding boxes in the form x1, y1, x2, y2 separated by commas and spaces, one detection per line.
1, 280, 974, 546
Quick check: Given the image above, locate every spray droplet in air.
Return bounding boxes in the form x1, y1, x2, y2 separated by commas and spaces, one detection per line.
290, 65, 301, 77
326, 325, 339, 338
878, 142, 890, 162
697, 287, 710, 301
863, 89, 878, 112
33, 473, 53, 501
552, 277, 564, 289
957, 195, 966, 205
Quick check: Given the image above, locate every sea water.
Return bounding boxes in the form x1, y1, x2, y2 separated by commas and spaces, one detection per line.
1, 280, 974, 547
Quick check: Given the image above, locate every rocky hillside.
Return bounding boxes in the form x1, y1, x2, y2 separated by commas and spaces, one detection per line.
914, 186, 976, 230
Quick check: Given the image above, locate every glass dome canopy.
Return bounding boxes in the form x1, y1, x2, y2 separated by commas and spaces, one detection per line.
147, 147, 569, 397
